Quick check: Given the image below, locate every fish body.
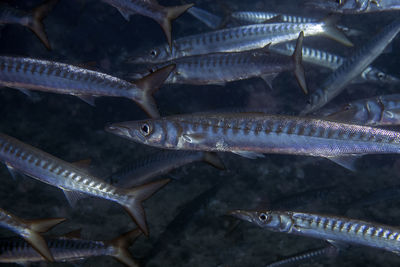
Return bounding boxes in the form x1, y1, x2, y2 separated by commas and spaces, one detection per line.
230, 210, 400, 254
0, 133, 169, 235
231, 11, 316, 24
0, 208, 65, 262
102, 0, 193, 49
302, 18, 400, 115
0, 56, 175, 118
105, 112, 400, 169
0, 0, 58, 49
109, 151, 224, 188
307, 0, 400, 13
270, 43, 400, 85
132, 21, 352, 64
325, 94, 400, 126
0, 229, 141, 266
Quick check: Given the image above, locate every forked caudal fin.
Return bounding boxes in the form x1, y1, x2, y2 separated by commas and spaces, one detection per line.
121, 179, 170, 236
107, 229, 142, 267
21, 217, 66, 262
133, 64, 176, 118
291, 31, 308, 94
158, 3, 194, 49
321, 17, 353, 47
26, 0, 59, 50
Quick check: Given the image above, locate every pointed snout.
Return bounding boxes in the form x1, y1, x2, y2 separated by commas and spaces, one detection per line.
104, 122, 132, 138
228, 210, 255, 223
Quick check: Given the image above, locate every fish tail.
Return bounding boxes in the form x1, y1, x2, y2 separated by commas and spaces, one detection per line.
292, 31, 308, 94
27, 0, 59, 50
107, 229, 142, 267
322, 17, 353, 47
202, 152, 226, 170
22, 217, 66, 262
121, 179, 170, 236
160, 3, 194, 49
132, 64, 176, 118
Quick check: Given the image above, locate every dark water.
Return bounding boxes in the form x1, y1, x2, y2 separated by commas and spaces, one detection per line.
1, 0, 400, 266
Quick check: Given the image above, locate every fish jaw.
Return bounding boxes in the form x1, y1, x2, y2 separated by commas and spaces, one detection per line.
228, 210, 257, 224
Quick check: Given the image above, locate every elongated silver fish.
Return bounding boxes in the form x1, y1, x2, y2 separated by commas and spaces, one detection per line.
324, 94, 400, 126
106, 112, 400, 171
0, 229, 141, 266
187, 6, 223, 29
132, 19, 352, 64
269, 43, 400, 85
136, 31, 307, 93
307, 0, 400, 14
230, 209, 400, 254
0, 0, 58, 49
0, 133, 169, 235
101, 0, 193, 49
0, 208, 65, 262
108, 151, 224, 188
0, 56, 175, 118
302, 18, 400, 115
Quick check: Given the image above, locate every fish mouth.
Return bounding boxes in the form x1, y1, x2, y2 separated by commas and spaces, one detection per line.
104, 123, 132, 138
228, 210, 254, 223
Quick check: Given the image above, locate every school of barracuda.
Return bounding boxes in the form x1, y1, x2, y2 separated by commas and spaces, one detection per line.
1, 0, 400, 266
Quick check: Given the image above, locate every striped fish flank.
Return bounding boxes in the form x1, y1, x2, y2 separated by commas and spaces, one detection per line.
0, 56, 175, 118
230, 209, 400, 254
0, 133, 169, 235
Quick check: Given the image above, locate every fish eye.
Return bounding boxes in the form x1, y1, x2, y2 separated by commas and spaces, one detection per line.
378, 72, 385, 79
139, 122, 152, 136
150, 49, 158, 57
259, 213, 268, 222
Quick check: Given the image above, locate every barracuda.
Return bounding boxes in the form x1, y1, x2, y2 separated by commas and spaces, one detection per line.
0, 133, 169, 235
230, 209, 400, 254
0, 56, 175, 118
325, 94, 400, 126
0, 229, 141, 266
0, 0, 58, 49
132, 20, 352, 64
135, 32, 307, 93
108, 151, 224, 188
302, 18, 400, 115
106, 112, 400, 171
269, 43, 400, 85
0, 208, 65, 262
101, 0, 193, 49
307, 0, 400, 13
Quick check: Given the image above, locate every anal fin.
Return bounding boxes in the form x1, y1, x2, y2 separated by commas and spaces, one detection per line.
231, 151, 265, 159
326, 155, 362, 171
62, 189, 88, 207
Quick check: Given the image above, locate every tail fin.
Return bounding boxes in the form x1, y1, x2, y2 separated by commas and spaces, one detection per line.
159, 3, 194, 49
132, 64, 175, 118
291, 31, 308, 94
121, 179, 170, 236
202, 152, 226, 170
26, 0, 59, 50
322, 17, 353, 47
22, 217, 66, 262
108, 229, 142, 267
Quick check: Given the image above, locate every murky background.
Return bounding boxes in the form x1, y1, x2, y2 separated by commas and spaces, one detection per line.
1, 0, 400, 266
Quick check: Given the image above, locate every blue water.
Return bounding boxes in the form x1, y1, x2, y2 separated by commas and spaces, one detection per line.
1, 0, 400, 266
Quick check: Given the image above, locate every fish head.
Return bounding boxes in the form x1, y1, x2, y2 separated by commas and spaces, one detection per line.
306, 0, 371, 13
362, 67, 400, 84
105, 119, 167, 148
229, 210, 290, 232
130, 45, 172, 64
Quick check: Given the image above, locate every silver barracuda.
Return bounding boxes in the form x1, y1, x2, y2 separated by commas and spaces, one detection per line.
0, 56, 175, 118
108, 151, 225, 188
0, 208, 65, 262
307, 0, 400, 14
324, 94, 400, 126
0, 229, 141, 266
0, 133, 169, 235
132, 20, 352, 64
106, 112, 400, 171
101, 0, 193, 49
135, 32, 307, 93
302, 18, 400, 115
230, 209, 400, 254
269, 43, 400, 85
0, 0, 58, 50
